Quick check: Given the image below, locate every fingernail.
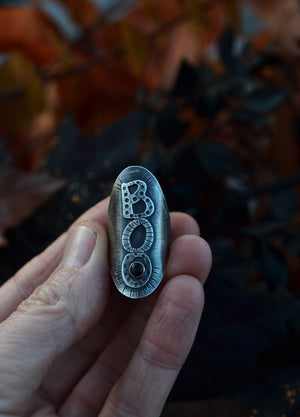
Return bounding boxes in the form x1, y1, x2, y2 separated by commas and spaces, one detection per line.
61, 226, 96, 268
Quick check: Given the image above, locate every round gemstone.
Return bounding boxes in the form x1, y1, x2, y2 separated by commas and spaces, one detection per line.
129, 262, 145, 278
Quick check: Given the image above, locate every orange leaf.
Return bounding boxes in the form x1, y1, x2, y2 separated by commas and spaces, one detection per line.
94, 0, 225, 90
0, 169, 66, 246
56, 0, 98, 28
126, 0, 184, 34
72, 62, 138, 134
0, 7, 64, 65
143, 1, 225, 89
119, 22, 148, 75
251, 32, 273, 53
0, 53, 46, 129
5, 82, 62, 171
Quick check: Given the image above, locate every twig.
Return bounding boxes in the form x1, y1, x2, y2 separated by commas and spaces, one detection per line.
0, 86, 25, 102
41, 47, 124, 82
0, 47, 125, 103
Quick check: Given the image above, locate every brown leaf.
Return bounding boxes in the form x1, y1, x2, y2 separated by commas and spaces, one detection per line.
182, 0, 207, 29
72, 62, 138, 134
156, 22, 205, 89
93, 0, 225, 90
0, 7, 64, 65
252, 0, 295, 18
252, 0, 300, 53
270, 105, 298, 176
223, 0, 240, 31
0, 169, 66, 246
126, 0, 183, 33
144, 1, 225, 89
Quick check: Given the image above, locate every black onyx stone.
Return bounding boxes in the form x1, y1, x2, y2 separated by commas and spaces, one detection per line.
129, 262, 145, 278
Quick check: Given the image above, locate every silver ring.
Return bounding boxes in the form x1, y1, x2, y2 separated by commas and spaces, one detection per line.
108, 166, 170, 298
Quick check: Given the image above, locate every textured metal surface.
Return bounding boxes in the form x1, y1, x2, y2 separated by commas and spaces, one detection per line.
108, 166, 170, 298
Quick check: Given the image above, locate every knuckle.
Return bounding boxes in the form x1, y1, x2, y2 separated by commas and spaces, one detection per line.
137, 336, 183, 372
29, 280, 61, 307
17, 267, 75, 323
107, 395, 141, 417
12, 252, 53, 301
136, 290, 200, 373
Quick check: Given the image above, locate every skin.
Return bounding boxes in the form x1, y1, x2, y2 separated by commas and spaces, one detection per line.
0, 197, 212, 417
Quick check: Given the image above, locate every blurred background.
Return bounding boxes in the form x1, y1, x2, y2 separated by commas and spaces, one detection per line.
0, 1, 299, 416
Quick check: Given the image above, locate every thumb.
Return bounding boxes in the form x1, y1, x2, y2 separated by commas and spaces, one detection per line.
0, 222, 109, 414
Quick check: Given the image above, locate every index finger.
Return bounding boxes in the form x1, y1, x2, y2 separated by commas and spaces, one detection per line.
0, 196, 199, 321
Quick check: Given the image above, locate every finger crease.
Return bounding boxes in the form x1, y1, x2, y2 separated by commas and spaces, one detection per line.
106, 394, 141, 417
137, 337, 183, 372
71, 390, 100, 415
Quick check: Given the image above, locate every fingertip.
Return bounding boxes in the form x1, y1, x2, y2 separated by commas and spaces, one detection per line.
194, 236, 212, 278
166, 235, 212, 285
67, 220, 108, 265
162, 274, 205, 314
68, 219, 106, 238
170, 212, 200, 240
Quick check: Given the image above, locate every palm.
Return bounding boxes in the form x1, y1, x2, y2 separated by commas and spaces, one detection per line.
26, 288, 157, 414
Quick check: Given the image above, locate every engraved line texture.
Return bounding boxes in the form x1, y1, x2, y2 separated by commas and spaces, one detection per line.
120, 179, 156, 290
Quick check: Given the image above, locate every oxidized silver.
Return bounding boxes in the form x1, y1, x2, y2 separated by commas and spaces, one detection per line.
108, 165, 170, 298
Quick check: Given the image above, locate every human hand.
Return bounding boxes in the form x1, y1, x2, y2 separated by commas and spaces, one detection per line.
0, 197, 212, 417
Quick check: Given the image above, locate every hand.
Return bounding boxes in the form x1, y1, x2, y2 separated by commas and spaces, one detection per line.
0, 197, 212, 417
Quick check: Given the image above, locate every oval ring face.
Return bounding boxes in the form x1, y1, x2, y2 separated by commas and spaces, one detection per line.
108, 166, 170, 298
